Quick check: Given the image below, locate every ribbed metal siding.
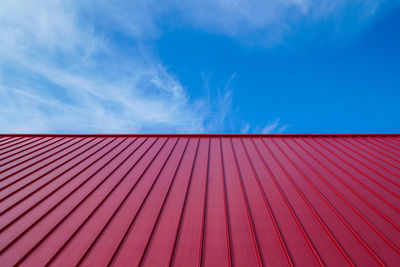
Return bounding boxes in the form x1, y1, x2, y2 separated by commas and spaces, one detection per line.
1, 135, 400, 266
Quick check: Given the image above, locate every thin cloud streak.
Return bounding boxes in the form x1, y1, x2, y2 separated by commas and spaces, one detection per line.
262, 119, 290, 134
171, 0, 392, 45
239, 119, 290, 134
0, 0, 230, 133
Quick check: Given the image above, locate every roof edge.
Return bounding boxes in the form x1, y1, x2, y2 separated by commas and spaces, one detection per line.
1, 133, 399, 137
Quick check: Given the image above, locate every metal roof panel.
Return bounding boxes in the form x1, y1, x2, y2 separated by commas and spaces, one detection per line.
1, 134, 400, 266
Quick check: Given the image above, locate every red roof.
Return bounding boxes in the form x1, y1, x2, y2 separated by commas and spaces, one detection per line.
1, 134, 400, 266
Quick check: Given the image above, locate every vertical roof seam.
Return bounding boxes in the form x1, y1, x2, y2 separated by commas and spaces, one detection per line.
337, 138, 400, 175
261, 138, 325, 266
273, 138, 355, 266
290, 137, 386, 265
13, 137, 132, 265
74, 137, 161, 266
240, 138, 293, 266
219, 137, 233, 267
302, 138, 400, 255
229, 137, 263, 266
108, 137, 178, 265
138, 138, 191, 265
169, 137, 201, 266
253, 137, 323, 266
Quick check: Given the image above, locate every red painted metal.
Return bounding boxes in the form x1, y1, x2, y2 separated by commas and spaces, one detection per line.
1, 134, 400, 266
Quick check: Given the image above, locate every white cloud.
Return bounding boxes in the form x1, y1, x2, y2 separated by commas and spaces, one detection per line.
261, 119, 290, 134
240, 124, 250, 133
171, 0, 393, 45
0, 0, 232, 133
238, 119, 290, 134
175, 0, 310, 32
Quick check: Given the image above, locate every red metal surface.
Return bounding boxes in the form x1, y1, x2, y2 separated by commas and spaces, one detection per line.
1, 134, 400, 266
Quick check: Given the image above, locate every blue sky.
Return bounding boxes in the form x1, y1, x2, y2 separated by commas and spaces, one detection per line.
0, 0, 399, 133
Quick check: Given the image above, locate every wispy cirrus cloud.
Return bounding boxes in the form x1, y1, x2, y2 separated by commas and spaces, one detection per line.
169, 0, 394, 45
240, 119, 290, 134
261, 119, 290, 134
0, 0, 232, 133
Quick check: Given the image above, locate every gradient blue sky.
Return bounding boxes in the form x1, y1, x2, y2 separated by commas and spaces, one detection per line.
1, 0, 399, 133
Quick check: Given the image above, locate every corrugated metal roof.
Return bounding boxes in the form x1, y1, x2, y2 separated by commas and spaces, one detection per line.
1, 134, 400, 266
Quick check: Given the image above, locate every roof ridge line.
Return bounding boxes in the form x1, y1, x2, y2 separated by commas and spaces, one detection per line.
1, 134, 400, 137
